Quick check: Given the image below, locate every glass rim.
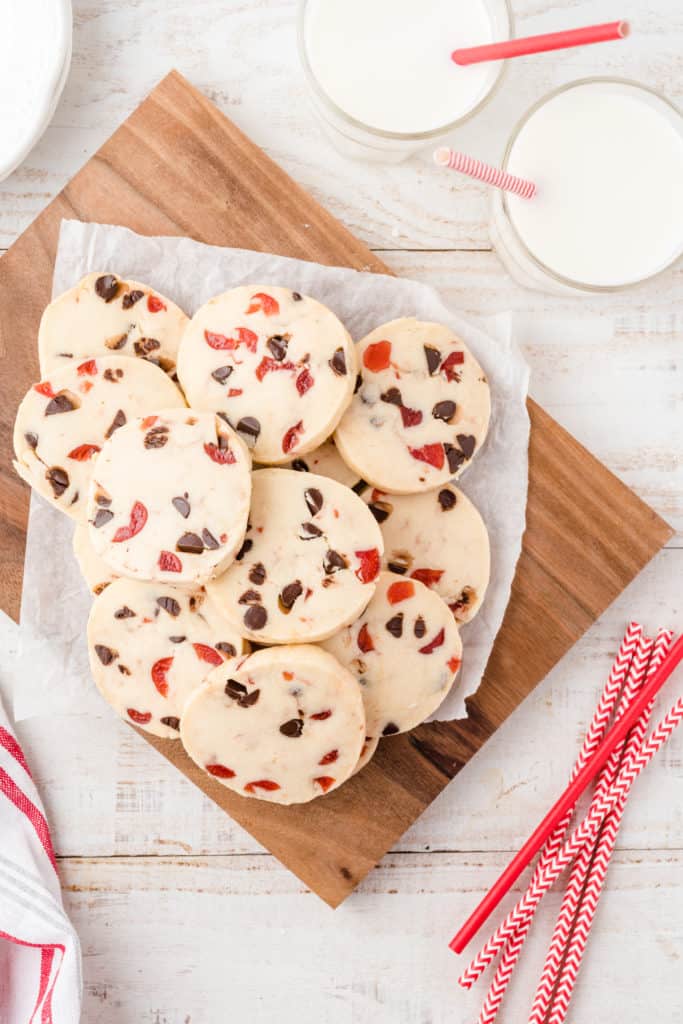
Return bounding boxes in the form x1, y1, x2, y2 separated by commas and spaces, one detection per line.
499, 77, 683, 293
297, 0, 515, 142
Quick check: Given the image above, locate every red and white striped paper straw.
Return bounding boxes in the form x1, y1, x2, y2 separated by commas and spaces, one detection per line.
458, 622, 643, 994
434, 148, 537, 200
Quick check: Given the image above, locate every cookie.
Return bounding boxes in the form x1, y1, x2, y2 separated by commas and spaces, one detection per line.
363, 483, 490, 623
207, 468, 383, 643
87, 410, 252, 584
38, 272, 188, 376
283, 438, 363, 489
87, 578, 246, 738
13, 356, 185, 520
335, 318, 490, 493
73, 522, 118, 596
180, 645, 365, 804
176, 285, 356, 463
321, 572, 462, 735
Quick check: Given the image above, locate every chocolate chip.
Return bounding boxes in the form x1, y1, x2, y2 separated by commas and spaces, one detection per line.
380, 387, 402, 406
118, 664, 131, 675
114, 606, 136, 619
239, 589, 262, 605
235, 417, 261, 447
424, 345, 441, 375
244, 605, 267, 630
225, 679, 248, 698
387, 561, 407, 575
122, 289, 144, 309
432, 400, 456, 423
45, 393, 76, 416
93, 508, 114, 528
24, 432, 38, 449
95, 274, 120, 302
46, 467, 69, 497
329, 348, 347, 376
172, 495, 190, 518
291, 458, 309, 472
280, 719, 304, 737
292, 291, 303, 302
249, 562, 267, 585
354, 374, 362, 394
299, 522, 322, 540
414, 616, 426, 639
95, 644, 117, 665
267, 334, 289, 360
105, 409, 126, 439
105, 333, 128, 350
352, 480, 369, 496
457, 434, 476, 459
382, 722, 400, 736
438, 488, 456, 511
134, 338, 161, 357
369, 500, 392, 524
323, 550, 347, 575
387, 551, 412, 575
215, 641, 237, 657
157, 596, 181, 617
239, 688, 260, 707
304, 487, 323, 516
211, 365, 233, 383
144, 426, 169, 449
444, 444, 465, 474
235, 538, 253, 561
385, 613, 404, 638
95, 491, 111, 507
160, 716, 180, 730
103, 368, 124, 383
177, 532, 204, 554
169, 636, 186, 644
202, 528, 219, 550
279, 580, 303, 612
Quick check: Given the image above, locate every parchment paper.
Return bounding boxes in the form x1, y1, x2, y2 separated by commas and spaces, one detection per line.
14, 220, 530, 723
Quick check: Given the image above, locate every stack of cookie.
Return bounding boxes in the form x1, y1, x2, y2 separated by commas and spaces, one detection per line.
13, 274, 491, 805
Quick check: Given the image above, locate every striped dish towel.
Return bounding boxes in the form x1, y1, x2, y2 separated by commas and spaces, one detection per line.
0, 694, 81, 1022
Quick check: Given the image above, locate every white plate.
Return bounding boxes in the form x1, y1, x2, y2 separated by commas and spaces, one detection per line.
0, 0, 72, 183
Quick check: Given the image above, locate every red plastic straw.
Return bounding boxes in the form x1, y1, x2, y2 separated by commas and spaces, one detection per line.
452, 20, 629, 66
449, 631, 683, 955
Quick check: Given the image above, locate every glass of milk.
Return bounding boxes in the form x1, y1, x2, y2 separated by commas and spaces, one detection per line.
489, 79, 683, 294
298, 0, 513, 162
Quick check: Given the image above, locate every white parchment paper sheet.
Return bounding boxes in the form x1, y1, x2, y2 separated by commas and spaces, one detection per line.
15, 220, 530, 723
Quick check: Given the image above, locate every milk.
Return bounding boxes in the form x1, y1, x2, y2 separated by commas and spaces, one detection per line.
301, 0, 508, 159
497, 81, 683, 291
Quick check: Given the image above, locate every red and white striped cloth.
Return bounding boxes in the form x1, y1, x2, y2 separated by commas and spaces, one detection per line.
0, 695, 81, 1022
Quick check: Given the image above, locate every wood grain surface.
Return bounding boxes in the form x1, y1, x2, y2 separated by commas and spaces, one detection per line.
0, 71, 673, 906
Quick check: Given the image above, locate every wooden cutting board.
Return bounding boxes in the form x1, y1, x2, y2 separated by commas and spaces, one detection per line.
0, 71, 673, 906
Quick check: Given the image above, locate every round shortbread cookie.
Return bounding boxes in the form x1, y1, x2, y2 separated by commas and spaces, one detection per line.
334, 318, 490, 493
87, 410, 251, 584
73, 522, 119, 596
363, 483, 490, 624
207, 468, 383, 643
176, 285, 356, 464
180, 645, 365, 804
321, 572, 462, 736
13, 356, 185, 520
87, 578, 247, 738
282, 438, 363, 489
38, 272, 188, 377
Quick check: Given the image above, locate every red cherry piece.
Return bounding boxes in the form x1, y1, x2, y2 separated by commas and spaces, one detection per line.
319, 750, 339, 765
245, 292, 280, 316
244, 779, 281, 793
227, 388, 243, 397
441, 351, 465, 381
282, 420, 304, 454
67, 444, 101, 462
255, 356, 296, 381
207, 763, 236, 779
363, 340, 392, 372
448, 655, 462, 674
236, 327, 258, 352
408, 443, 445, 470
192, 643, 223, 666
34, 381, 55, 398
283, 671, 294, 681
399, 405, 423, 428
140, 415, 158, 429
410, 568, 444, 588
204, 442, 236, 465
159, 550, 182, 573
147, 295, 166, 313
314, 776, 335, 793
127, 708, 152, 725
387, 580, 415, 605
354, 547, 380, 584
112, 501, 148, 543
418, 628, 446, 655
357, 623, 375, 653
310, 709, 332, 721
296, 368, 314, 396
77, 359, 98, 376
204, 330, 235, 350
151, 656, 173, 697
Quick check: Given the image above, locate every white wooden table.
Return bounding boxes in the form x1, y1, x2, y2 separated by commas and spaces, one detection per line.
1, 1, 682, 1020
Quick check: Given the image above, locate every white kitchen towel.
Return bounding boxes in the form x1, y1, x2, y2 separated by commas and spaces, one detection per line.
0, 696, 81, 1023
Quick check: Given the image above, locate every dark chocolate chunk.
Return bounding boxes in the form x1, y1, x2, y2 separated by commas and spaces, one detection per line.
239, 589, 262, 605
24, 431, 38, 449
249, 562, 267, 585
46, 466, 69, 498
329, 348, 347, 376
235, 417, 261, 447
157, 596, 181, 617
279, 580, 303, 612
432, 400, 456, 423
169, 635, 186, 644
368, 500, 392, 524
105, 409, 126, 439
299, 522, 323, 540
177, 532, 204, 554
134, 338, 161, 358
235, 537, 253, 561
114, 606, 136, 619
388, 560, 408, 575
95, 644, 117, 665
122, 289, 144, 309
202, 528, 219, 550
438, 488, 457, 511
280, 718, 304, 738
292, 291, 303, 301
323, 550, 347, 575
225, 679, 248, 698
172, 495, 190, 518
352, 480, 369, 496
380, 387, 402, 406
95, 274, 120, 302
93, 507, 113, 528
457, 434, 476, 459
215, 641, 237, 657
385, 613, 404, 638
211, 365, 233, 383
160, 716, 180, 731
424, 345, 441, 375
105, 333, 129, 351
118, 664, 132, 675
382, 722, 400, 736
444, 444, 465, 474
304, 487, 323, 516
354, 374, 362, 393
144, 425, 169, 449
414, 616, 426, 639
95, 491, 111, 507
244, 604, 267, 630
267, 334, 289, 361
45, 393, 76, 416
238, 689, 260, 707
291, 458, 309, 472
